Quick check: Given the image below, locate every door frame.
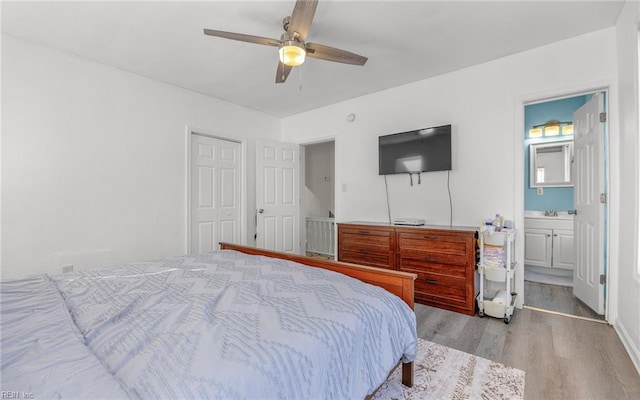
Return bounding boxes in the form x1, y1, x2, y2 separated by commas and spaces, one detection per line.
298, 135, 337, 257
514, 79, 618, 323
185, 126, 247, 254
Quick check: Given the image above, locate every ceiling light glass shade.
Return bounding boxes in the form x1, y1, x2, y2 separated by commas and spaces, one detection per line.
562, 124, 574, 135
279, 42, 306, 66
544, 125, 560, 136
528, 127, 543, 138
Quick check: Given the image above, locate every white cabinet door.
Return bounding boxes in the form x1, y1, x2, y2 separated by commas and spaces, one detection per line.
553, 229, 575, 270
524, 228, 552, 268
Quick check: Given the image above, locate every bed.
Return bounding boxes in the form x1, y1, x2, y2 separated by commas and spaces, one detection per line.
1, 243, 417, 399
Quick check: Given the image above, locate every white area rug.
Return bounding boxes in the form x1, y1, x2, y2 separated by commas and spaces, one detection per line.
375, 338, 525, 400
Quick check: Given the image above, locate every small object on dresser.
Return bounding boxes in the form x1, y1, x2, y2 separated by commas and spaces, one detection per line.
393, 218, 426, 226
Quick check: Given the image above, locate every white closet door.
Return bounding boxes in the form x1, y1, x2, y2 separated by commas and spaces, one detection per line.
190, 134, 241, 254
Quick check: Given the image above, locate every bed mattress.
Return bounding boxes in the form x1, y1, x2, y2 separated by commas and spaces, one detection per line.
1, 250, 416, 399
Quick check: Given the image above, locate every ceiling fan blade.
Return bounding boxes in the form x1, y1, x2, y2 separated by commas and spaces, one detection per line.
203, 29, 280, 47
305, 43, 368, 66
276, 62, 293, 84
288, 0, 318, 40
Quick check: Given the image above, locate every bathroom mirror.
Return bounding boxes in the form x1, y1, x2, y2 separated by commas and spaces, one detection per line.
529, 139, 573, 187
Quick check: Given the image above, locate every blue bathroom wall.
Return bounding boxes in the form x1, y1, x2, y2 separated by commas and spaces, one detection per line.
524, 95, 590, 211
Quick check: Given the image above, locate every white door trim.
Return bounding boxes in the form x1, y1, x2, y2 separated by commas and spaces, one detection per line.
185, 126, 247, 254
513, 78, 618, 323
297, 135, 338, 257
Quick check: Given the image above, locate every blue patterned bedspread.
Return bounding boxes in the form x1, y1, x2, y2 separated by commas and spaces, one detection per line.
1, 250, 416, 399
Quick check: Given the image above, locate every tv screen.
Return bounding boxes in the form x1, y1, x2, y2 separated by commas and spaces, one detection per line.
378, 124, 452, 175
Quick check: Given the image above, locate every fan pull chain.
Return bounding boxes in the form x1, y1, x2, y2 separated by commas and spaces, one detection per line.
298, 65, 303, 91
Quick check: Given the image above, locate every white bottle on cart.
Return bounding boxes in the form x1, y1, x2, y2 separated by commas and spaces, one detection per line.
492, 214, 502, 231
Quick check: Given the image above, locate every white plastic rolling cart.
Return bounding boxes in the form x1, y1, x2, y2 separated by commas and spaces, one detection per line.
477, 227, 517, 324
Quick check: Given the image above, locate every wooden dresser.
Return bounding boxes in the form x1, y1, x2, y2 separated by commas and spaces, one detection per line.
338, 222, 478, 315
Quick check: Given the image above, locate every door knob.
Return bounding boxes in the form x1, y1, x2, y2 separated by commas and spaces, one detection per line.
258, 208, 264, 213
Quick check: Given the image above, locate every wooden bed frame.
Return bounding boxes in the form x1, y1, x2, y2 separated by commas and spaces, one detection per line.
219, 242, 417, 390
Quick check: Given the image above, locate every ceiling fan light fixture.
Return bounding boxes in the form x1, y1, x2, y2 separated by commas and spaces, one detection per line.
279, 41, 306, 66
203, 0, 367, 83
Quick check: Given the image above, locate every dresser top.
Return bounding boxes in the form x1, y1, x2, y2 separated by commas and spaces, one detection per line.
340, 221, 478, 233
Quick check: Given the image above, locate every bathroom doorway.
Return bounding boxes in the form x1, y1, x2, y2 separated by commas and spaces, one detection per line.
522, 92, 607, 321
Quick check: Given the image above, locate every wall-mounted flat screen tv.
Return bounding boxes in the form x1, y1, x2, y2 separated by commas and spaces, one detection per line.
378, 124, 452, 175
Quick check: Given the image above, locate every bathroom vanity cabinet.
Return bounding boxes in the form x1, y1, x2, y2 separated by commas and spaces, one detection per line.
524, 215, 574, 270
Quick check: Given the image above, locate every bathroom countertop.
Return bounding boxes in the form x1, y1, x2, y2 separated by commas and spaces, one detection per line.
524, 210, 574, 220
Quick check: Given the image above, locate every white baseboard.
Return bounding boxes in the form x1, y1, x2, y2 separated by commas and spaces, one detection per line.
614, 320, 640, 376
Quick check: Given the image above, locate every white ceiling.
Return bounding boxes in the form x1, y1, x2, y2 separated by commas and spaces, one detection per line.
2, 1, 625, 118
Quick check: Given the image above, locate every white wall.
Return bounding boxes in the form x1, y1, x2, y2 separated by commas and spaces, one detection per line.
282, 28, 624, 322
304, 141, 335, 217
613, 1, 640, 373
1, 35, 281, 279
283, 28, 617, 226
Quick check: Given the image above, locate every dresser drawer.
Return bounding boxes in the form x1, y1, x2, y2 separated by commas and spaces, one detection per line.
399, 255, 467, 277
397, 230, 474, 271
340, 233, 392, 248
338, 224, 395, 270
415, 289, 470, 310
340, 225, 393, 238
397, 231, 471, 255
339, 250, 392, 269
411, 271, 469, 304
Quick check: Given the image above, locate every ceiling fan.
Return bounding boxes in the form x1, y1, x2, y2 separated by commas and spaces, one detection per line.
203, 0, 368, 83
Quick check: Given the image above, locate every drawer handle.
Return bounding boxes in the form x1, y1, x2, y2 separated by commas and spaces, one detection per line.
358, 230, 371, 235
359, 249, 370, 254
423, 278, 438, 285
423, 257, 438, 263
424, 235, 439, 240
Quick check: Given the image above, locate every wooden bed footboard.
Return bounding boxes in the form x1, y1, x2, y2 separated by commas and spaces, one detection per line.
218, 242, 416, 389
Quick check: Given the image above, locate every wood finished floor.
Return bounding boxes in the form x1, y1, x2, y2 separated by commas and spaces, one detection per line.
415, 303, 640, 399
524, 281, 604, 320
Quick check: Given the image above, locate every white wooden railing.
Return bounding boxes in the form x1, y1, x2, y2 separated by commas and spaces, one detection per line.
305, 217, 335, 257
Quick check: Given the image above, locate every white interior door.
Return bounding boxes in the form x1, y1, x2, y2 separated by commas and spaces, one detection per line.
190, 134, 241, 254
573, 93, 606, 314
256, 140, 300, 253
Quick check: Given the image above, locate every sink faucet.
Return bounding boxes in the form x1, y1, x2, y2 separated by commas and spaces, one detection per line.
544, 210, 558, 217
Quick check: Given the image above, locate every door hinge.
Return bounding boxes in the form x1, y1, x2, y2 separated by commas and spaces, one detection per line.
600, 274, 606, 285
599, 112, 607, 123
600, 193, 607, 204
